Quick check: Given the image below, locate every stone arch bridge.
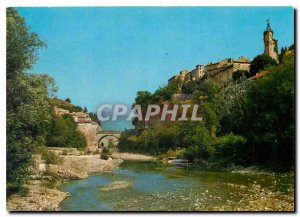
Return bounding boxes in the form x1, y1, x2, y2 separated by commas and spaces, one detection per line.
96, 130, 122, 148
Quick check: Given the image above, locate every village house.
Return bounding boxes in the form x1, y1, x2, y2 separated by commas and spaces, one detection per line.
54, 106, 93, 124
204, 57, 251, 83
70, 112, 92, 124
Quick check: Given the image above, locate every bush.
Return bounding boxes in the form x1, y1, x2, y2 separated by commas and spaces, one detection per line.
46, 114, 86, 149
37, 147, 63, 165
100, 147, 110, 160
213, 133, 247, 166
248, 54, 278, 77
49, 98, 82, 112
159, 148, 186, 161
94, 149, 100, 155
232, 70, 247, 81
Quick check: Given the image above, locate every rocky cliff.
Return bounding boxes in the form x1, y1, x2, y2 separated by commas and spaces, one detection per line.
77, 123, 101, 152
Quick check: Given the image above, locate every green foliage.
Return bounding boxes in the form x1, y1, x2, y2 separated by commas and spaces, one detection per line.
37, 147, 63, 165
243, 51, 295, 170
119, 122, 181, 155
89, 112, 101, 125
133, 80, 181, 109
183, 123, 215, 161
124, 48, 294, 171
216, 78, 250, 135
167, 79, 182, 95
94, 149, 100, 155
158, 148, 186, 161
49, 98, 83, 112
189, 79, 220, 103
6, 8, 46, 80
248, 54, 278, 77
153, 84, 176, 101
107, 139, 115, 149
46, 114, 86, 149
201, 102, 219, 136
288, 44, 294, 50
101, 147, 110, 160
6, 8, 55, 190
181, 80, 198, 95
65, 98, 71, 103
135, 91, 154, 109
213, 133, 247, 165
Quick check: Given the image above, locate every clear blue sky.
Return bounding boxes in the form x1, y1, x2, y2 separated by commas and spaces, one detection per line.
17, 7, 294, 112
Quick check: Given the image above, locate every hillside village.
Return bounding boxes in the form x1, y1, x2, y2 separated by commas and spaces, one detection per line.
168, 19, 279, 88
132, 20, 282, 130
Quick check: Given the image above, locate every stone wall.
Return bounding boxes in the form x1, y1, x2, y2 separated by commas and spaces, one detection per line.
77, 123, 101, 152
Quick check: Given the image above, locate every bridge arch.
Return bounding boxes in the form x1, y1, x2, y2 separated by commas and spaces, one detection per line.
98, 134, 120, 148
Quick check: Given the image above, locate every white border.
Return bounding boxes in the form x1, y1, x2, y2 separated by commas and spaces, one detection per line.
0, 0, 298, 217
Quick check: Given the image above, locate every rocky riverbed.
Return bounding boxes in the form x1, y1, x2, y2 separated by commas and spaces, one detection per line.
7, 149, 123, 211
59, 161, 294, 211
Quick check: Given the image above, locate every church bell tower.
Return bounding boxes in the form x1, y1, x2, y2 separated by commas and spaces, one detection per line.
263, 19, 279, 63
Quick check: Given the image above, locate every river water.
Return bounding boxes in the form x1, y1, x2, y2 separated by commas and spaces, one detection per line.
60, 161, 294, 211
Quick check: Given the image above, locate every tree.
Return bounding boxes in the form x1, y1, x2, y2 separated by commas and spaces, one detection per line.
7, 8, 45, 80
216, 78, 250, 135
47, 114, 86, 149
83, 106, 88, 113
65, 98, 71, 103
248, 54, 278, 78
167, 78, 182, 94
7, 8, 56, 191
153, 85, 173, 101
279, 47, 288, 63
135, 91, 154, 109
89, 112, 101, 125
181, 80, 198, 95
191, 79, 220, 103
183, 123, 214, 161
213, 133, 247, 166
243, 51, 294, 169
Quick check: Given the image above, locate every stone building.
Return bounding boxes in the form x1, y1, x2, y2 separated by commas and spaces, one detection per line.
54, 106, 93, 124
168, 69, 189, 84
263, 19, 279, 63
168, 57, 250, 86
185, 65, 205, 82
70, 112, 92, 124
205, 57, 250, 83
168, 65, 205, 85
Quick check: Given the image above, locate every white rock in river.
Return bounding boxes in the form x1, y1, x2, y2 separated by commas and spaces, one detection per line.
100, 181, 130, 191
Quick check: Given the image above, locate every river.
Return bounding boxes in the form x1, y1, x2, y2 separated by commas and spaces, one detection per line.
59, 161, 294, 211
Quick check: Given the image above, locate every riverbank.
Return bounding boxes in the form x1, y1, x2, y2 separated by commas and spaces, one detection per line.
7, 180, 70, 211
112, 152, 155, 161
7, 149, 123, 211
